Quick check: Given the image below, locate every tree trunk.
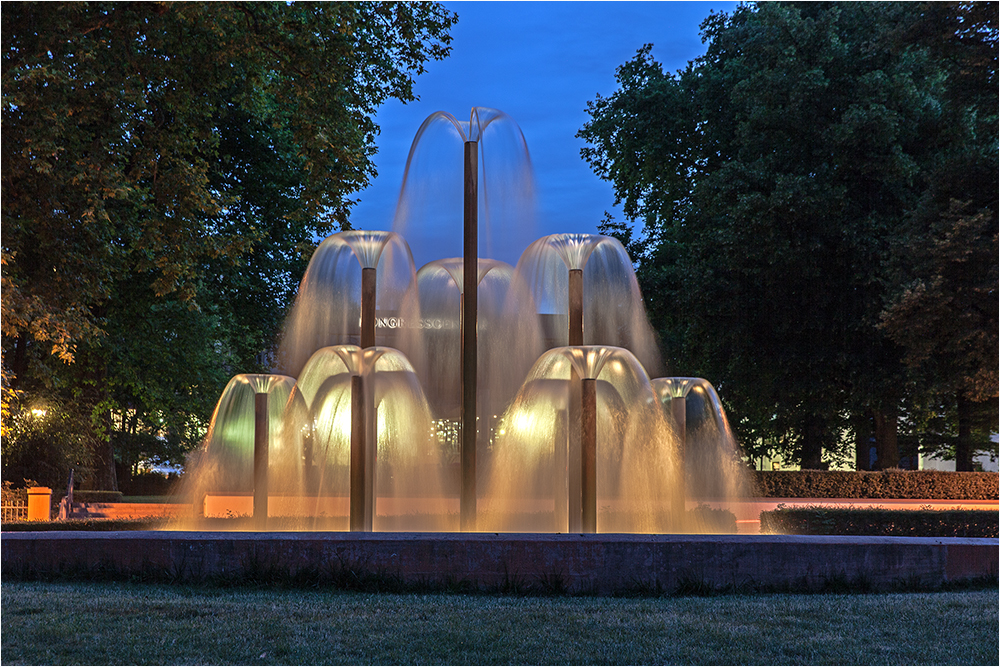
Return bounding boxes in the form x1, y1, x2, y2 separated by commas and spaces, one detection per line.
955, 391, 974, 471
873, 405, 899, 470
853, 410, 873, 471
799, 414, 824, 469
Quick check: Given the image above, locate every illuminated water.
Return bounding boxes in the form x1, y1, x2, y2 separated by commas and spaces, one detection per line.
181, 109, 751, 532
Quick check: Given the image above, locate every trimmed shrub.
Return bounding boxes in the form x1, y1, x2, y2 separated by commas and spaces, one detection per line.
688, 504, 738, 533
752, 470, 998, 500
69, 491, 124, 504
1, 517, 169, 531
760, 506, 998, 537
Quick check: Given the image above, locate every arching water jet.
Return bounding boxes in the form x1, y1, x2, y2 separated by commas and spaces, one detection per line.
278, 230, 416, 377
483, 346, 678, 534
653, 378, 754, 507
183, 374, 295, 523
285, 345, 445, 531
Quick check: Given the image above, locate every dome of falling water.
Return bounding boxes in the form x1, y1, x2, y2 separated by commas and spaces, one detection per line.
280, 345, 450, 531
396, 258, 543, 434
515, 234, 663, 377
652, 378, 756, 503
391, 107, 536, 267
481, 346, 681, 534
277, 230, 416, 377
183, 374, 296, 502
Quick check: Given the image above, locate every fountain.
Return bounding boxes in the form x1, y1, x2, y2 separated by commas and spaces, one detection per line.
281, 344, 447, 531
181, 107, 752, 534
8, 109, 993, 598
277, 230, 416, 377
480, 346, 678, 533
187, 373, 295, 525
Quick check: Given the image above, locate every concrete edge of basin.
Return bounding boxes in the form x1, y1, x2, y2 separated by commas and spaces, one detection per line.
3, 531, 997, 595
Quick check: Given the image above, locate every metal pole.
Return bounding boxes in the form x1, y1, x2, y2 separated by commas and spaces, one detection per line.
581, 378, 597, 534
568, 268, 585, 532
361, 267, 377, 349
461, 140, 478, 531
253, 392, 269, 529
568, 268, 583, 346
350, 374, 368, 531
554, 408, 568, 531
568, 372, 582, 532
671, 396, 687, 519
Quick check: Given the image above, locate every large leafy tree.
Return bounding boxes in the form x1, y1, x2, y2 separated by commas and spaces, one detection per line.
2, 2, 456, 489
879, 3, 998, 470
578, 2, 997, 470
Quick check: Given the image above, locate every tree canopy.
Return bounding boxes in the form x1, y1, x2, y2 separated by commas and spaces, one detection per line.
1, 1, 456, 489
578, 1, 997, 470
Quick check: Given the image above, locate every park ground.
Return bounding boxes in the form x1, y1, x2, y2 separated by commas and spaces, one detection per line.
1, 581, 997, 665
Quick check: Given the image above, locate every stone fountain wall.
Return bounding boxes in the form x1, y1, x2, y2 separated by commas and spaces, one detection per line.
3, 532, 996, 594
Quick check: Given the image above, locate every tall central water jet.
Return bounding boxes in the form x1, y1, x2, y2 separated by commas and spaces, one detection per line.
394, 108, 536, 529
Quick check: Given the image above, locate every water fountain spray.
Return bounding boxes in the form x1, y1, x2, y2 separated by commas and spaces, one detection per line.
184, 108, 751, 535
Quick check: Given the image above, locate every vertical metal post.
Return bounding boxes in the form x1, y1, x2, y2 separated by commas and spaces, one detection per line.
361, 267, 377, 349
350, 374, 371, 531
568, 269, 583, 346
568, 373, 582, 532
581, 378, 598, 534
253, 392, 269, 530
671, 396, 687, 518
567, 268, 585, 532
461, 140, 478, 531
554, 408, 568, 531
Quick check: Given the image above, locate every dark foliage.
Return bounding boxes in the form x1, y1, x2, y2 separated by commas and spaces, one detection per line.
753, 470, 999, 500
761, 507, 998, 537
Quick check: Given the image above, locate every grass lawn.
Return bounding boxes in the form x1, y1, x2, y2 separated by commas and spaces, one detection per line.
1, 582, 996, 665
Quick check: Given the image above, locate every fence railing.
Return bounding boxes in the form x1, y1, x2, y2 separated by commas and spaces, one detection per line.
1, 501, 29, 522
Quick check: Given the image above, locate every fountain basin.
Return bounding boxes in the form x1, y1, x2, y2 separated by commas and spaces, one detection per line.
3, 531, 995, 595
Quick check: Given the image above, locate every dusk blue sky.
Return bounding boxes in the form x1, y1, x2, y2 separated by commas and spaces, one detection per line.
350, 1, 738, 268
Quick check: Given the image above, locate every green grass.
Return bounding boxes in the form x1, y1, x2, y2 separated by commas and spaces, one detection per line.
2, 582, 996, 665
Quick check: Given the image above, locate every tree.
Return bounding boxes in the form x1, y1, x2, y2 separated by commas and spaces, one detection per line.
879, 2, 999, 471
2, 2, 456, 488
578, 2, 996, 469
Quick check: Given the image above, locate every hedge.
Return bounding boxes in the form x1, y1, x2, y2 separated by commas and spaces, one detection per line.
1, 518, 169, 532
67, 490, 124, 504
751, 470, 998, 500
760, 506, 998, 537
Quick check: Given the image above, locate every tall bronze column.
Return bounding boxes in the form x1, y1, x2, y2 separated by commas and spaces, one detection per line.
350, 374, 372, 531
568, 269, 583, 347
361, 267, 377, 349
581, 378, 598, 533
567, 268, 584, 532
461, 140, 478, 531
253, 392, 269, 529
671, 396, 687, 518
